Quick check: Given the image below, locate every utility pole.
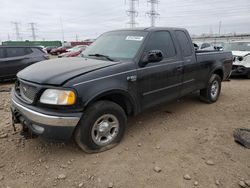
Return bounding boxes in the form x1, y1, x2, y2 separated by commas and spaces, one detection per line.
75, 34, 78, 42
12, 22, 21, 41
218, 21, 222, 36
146, 0, 160, 27
29, 22, 38, 41
60, 18, 65, 44
126, 0, 139, 28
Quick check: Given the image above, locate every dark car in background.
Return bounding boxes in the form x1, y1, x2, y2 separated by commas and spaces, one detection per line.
0, 46, 49, 81
58, 45, 87, 58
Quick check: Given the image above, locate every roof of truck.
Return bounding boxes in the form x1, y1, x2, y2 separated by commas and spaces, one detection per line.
110, 27, 187, 32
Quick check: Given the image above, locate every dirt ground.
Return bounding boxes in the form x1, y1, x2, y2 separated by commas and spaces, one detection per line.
0, 79, 250, 188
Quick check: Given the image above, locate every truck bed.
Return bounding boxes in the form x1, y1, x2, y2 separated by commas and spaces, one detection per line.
196, 50, 233, 80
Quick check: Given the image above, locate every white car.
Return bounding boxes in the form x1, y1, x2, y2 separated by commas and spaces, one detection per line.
193, 42, 216, 51
224, 41, 250, 78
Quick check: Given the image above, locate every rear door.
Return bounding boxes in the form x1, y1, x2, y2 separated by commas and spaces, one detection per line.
0, 47, 30, 78
137, 30, 183, 110
175, 30, 197, 96
0, 48, 7, 79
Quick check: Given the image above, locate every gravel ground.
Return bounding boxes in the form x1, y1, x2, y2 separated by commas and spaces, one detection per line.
0, 79, 250, 188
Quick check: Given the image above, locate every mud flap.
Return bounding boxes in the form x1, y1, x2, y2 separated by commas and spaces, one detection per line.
11, 108, 19, 132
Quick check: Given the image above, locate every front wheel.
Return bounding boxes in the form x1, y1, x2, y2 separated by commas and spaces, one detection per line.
200, 74, 222, 103
74, 101, 127, 153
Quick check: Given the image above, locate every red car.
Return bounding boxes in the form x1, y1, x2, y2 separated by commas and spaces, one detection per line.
50, 46, 68, 55
58, 45, 87, 58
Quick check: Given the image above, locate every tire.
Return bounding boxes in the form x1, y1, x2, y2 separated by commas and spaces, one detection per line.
200, 74, 222, 103
74, 100, 127, 153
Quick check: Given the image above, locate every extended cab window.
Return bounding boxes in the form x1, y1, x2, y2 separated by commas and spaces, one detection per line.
145, 31, 176, 58
6, 47, 26, 58
26, 47, 33, 54
175, 31, 193, 56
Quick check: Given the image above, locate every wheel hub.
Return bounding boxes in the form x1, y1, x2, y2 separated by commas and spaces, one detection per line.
98, 121, 110, 133
91, 114, 119, 146
211, 80, 219, 98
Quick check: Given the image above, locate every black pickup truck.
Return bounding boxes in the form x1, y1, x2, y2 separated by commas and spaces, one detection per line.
11, 27, 233, 153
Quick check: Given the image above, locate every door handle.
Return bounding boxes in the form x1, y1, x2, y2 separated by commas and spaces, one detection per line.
176, 66, 183, 72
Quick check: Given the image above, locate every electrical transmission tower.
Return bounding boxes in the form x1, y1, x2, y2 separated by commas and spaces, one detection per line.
12, 22, 21, 41
146, 0, 160, 27
29, 22, 38, 41
126, 0, 139, 28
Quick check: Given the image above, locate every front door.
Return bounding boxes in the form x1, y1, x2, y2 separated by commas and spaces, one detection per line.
137, 31, 183, 110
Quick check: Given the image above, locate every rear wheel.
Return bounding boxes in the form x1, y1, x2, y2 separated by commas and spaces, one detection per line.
74, 100, 127, 153
200, 74, 222, 103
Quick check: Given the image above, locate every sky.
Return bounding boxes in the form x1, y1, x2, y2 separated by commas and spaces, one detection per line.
0, 0, 250, 42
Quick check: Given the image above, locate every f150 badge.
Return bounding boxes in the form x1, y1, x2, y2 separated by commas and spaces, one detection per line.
127, 75, 137, 82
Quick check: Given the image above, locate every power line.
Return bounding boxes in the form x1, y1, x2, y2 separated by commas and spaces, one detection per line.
28, 22, 38, 41
126, 0, 139, 28
11, 22, 21, 41
146, 0, 160, 27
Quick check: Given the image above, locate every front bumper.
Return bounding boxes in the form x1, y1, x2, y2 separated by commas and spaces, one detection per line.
231, 65, 250, 76
11, 91, 82, 141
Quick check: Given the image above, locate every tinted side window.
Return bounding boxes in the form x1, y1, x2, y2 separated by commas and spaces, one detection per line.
146, 31, 176, 58
175, 31, 192, 56
0, 48, 5, 58
6, 47, 26, 57
26, 47, 33, 54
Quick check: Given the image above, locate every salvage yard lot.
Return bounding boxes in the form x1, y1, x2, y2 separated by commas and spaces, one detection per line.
0, 79, 250, 188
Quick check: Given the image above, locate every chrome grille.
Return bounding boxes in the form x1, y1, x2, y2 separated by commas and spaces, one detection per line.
19, 81, 38, 103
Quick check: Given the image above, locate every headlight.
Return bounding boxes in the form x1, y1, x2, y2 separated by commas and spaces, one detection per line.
40, 89, 76, 105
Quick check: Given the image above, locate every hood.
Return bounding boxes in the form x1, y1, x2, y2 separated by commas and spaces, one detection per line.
17, 57, 120, 85
232, 51, 250, 57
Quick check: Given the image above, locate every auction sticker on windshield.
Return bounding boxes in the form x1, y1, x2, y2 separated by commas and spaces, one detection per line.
126, 36, 144, 41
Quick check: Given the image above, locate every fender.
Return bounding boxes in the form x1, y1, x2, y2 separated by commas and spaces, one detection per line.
208, 64, 224, 81
83, 88, 139, 115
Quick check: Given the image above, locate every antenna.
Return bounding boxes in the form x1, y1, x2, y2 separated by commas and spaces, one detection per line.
146, 0, 160, 27
29, 22, 38, 41
12, 22, 21, 41
126, 0, 139, 28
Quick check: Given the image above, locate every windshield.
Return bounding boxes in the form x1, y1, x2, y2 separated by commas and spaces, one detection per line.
224, 42, 250, 51
82, 31, 147, 61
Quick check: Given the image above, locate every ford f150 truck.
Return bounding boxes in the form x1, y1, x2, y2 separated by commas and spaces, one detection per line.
11, 27, 233, 153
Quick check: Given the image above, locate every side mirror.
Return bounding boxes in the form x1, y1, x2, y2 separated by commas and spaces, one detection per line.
140, 50, 163, 67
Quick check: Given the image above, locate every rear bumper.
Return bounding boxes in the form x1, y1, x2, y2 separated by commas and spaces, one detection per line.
11, 91, 82, 141
231, 65, 250, 76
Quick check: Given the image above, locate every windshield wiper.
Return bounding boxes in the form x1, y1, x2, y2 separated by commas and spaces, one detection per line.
88, 53, 114, 61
